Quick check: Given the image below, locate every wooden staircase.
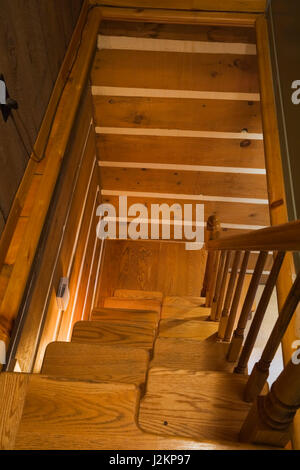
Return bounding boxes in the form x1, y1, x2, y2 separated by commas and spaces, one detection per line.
0, 289, 272, 450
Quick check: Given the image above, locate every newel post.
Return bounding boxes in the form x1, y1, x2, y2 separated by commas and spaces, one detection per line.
201, 215, 220, 299
240, 359, 300, 447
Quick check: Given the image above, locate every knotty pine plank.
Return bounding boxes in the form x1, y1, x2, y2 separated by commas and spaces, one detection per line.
93, 1, 267, 13
99, 20, 257, 44
97, 134, 266, 169
92, 49, 259, 94
101, 194, 270, 227
94, 95, 262, 133
100, 167, 268, 199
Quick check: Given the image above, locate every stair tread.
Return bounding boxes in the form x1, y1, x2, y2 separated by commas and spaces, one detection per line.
104, 297, 162, 314
91, 307, 159, 325
159, 319, 218, 341
152, 337, 233, 372
161, 296, 210, 320
114, 289, 163, 301
1, 373, 273, 450
161, 305, 211, 320
72, 320, 156, 349
163, 296, 206, 306
139, 367, 268, 444
41, 342, 150, 386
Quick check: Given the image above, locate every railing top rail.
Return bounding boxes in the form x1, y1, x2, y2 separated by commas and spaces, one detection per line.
206, 219, 300, 252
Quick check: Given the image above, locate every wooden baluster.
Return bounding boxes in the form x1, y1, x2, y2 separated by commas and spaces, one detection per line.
227, 251, 268, 363
234, 252, 285, 374
215, 251, 232, 322
218, 251, 242, 340
224, 251, 250, 342
210, 250, 227, 321
240, 359, 300, 447
244, 270, 300, 402
201, 215, 220, 299
205, 251, 220, 308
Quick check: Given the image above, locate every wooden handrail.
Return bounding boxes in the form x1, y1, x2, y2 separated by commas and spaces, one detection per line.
207, 220, 300, 252
0, 7, 101, 354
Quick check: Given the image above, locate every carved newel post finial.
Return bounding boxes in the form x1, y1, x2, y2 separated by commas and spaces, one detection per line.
207, 214, 221, 241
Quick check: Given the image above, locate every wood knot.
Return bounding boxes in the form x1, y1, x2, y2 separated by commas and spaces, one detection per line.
240, 140, 251, 148
270, 199, 284, 209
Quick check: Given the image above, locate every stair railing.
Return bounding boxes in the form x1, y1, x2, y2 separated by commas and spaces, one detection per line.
203, 218, 300, 447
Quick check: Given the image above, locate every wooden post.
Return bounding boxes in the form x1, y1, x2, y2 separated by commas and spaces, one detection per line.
206, 251, 221, 308
210, 250, 227, 321
244, 270, 300, 402
224, 251, 250, 342
240, 360, 300, 447
215, 251, 232, 322
227, 251, 268, 363
234, 252, 285, 374
218, 251, 241, 339
201, 215, 220, 298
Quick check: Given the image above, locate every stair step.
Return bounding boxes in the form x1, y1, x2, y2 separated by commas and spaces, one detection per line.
151, 338, 233, 372
91, 307, 159, 327
159, 319, 218, 341
161, 296, 210, 320
41, 342, 150, 386
1, 373, 273, 450
162, 305, 210, 321
72, 320, 156, 349
114, 289, 163, 301
163, 296, 206, 306
103, 297, 162, 314
139, 368, 269, 444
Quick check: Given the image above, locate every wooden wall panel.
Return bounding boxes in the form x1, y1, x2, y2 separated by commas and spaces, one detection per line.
97, 134, 265, 169
92, 50, 259, 93
0, 0, 84, 237
94, 95, 262, 133
96, 239, 207, 303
